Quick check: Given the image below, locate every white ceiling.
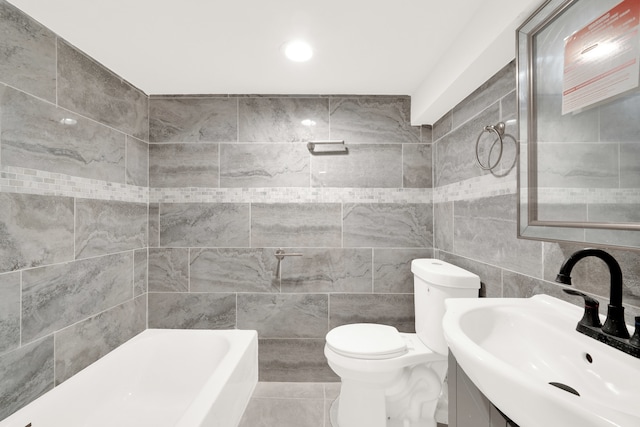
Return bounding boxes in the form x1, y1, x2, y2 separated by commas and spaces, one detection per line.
8, 0, 543, 124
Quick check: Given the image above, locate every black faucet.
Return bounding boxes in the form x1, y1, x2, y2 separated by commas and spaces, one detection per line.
556, 248, 640, 358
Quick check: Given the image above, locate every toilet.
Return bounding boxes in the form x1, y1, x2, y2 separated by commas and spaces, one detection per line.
324, 259, 480, 427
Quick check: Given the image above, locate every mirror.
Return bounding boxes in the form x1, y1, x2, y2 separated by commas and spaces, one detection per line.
517, 0, 640, 249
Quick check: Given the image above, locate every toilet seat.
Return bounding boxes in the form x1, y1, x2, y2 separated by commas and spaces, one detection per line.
325, 323, 407, 360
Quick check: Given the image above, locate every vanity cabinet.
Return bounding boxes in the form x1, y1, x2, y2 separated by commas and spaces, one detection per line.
448, 352, 519, 427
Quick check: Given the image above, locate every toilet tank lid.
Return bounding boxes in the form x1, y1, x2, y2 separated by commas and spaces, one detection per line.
411, 259, 480, 289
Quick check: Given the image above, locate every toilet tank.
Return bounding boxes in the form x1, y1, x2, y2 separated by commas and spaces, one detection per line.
411, 259, 480, 355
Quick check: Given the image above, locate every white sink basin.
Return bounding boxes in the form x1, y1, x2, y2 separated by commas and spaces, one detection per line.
443, 295, 640, 427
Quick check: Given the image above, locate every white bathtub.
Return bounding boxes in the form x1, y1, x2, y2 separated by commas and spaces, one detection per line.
1, 329, 258, 427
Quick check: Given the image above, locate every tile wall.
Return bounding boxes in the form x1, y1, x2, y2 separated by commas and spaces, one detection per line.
3, 0, 640, 421
0, 0, 148, 419
147, 95, 433, 381
432, 61, 640, 318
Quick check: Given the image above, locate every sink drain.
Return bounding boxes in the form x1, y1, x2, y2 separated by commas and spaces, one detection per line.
549, 382, 580, 396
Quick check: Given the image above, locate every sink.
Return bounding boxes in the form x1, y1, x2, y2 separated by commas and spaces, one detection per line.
443, 295, 640, 427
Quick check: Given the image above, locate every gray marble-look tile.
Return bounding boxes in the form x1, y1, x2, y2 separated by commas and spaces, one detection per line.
251, 382, 325, 399
403, 144, 432, 188
190, 248, 279, 293
435, 102, 499, 187
536, 141, 618, 188
54, 296, 146, 384
133, 249, 148, 297
0, 193, 74, 273
149, 97, 237, 142
281, 248, 373, 293
373, 248, 434, 293
148, 292, 236, 329
0, 271, 20, 355
239, 396, 324, 427
436, 251, 503, 298
454, 194, 542, 278
421, 125, 433, 144
57, 39, 148, 140
330, 97, 420, 143
434, 202, 454, 253
329, 294, 415, 332
149, 143, 219, 188
621, 142, 640, 188
433, 111, 452, 142
452, 61, 515, 129
502, 270, 571, 302
311, 144, 402, 188
125, 136, 149, 187
258, 339, 337, 382
21, 252, 134, 343
0, 336, 54, 420
237, 293, 328, 338
0, 0, 56, 102
343, 203, 432, 248
239, 97, 329, 142
149, 203, 160, 248
148, 248, 189, 292
220, 143, 310, 188
536, 94, 599, 143
599, 92, 640, 142
543, 242, 640, 307
251, 203, 342, 248
1, 86, 126, 182
75, 199, 147, 259
160, 203, 250, 247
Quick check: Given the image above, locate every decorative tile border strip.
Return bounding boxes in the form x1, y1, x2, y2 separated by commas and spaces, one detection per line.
433, 174, 517, 203
537, 187, 640, 204
149, 186, 433, 204
0, 166, 148, 202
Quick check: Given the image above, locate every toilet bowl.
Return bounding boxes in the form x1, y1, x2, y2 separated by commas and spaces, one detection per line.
324, 259, 480, 427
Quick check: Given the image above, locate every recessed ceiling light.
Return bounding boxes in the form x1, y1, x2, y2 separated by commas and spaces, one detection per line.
59, 117, 77, 125
283, 40, 313, 62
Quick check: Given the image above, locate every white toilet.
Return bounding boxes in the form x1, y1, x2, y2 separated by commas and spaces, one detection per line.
324, 259, 480, 427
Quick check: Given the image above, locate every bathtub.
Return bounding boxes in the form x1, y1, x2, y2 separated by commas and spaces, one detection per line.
1, 329, 258, 427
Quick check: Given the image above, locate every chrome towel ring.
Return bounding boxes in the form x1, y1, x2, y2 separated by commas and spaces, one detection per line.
475, 122, 505, 171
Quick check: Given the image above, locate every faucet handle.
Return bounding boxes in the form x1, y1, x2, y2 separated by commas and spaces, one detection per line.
562, 289, 602, 328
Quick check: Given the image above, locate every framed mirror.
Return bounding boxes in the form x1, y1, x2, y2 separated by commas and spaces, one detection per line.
517, 0, 640, 249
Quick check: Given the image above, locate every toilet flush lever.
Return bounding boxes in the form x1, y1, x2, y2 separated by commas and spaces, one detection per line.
274, 249, 303, 279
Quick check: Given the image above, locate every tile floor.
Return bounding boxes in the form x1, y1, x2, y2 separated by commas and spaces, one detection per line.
239, 382, 448, 427
239, 382, 340, 427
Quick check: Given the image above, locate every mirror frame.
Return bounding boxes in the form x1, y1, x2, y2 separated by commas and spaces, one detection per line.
517, 0, 640, 250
